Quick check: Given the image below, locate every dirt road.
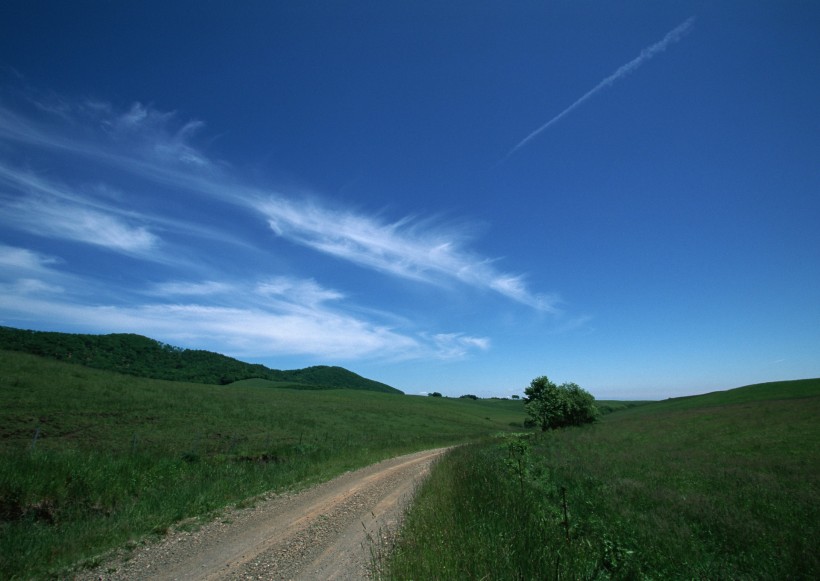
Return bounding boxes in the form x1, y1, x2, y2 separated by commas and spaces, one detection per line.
77, 448, 446, 580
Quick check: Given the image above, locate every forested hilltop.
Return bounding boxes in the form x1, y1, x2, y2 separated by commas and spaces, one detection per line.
0, 326, 402, 394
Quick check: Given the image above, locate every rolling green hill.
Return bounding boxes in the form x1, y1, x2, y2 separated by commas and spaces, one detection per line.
0, 326, 401, 393
594, 399, 653, 415
0, 349, 524, 578
386, 377, 820, 579
616, 377, 819, 415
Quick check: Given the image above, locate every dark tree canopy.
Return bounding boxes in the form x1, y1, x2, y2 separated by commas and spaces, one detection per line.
523, 376, 598, 431
0, 326, 402, 393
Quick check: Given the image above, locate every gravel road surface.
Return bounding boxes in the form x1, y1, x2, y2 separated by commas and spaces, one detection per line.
75, 448, 446, 580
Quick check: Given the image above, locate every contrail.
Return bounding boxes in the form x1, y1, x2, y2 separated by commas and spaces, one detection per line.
500, 16, 696, 163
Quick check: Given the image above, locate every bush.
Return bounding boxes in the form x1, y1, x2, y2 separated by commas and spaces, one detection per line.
524, 376, 598, 431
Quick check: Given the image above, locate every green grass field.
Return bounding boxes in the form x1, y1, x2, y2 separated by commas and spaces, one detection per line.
0, 350, 524, 579
384, 378, 820, 580
7, 345, 815, 580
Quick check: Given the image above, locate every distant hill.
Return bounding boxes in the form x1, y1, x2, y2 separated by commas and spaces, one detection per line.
595, 400, 654, 415
0, 326, 402, 394
613, 377, 820, 416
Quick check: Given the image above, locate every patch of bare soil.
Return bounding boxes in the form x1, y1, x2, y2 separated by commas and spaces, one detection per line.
73, 448, 447, 580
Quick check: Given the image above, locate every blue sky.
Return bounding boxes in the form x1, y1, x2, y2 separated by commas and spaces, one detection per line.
1, 1, 818, 399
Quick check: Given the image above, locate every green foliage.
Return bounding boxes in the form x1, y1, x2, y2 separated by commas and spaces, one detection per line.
0, 326, 401, 393
428, 391, 443, 397
275, 365, 401, 393
384, 441, 577, 579
0, 350, 524, 578
384, 378, 820, 580
502, 434, 531, 496
524, 376, 598, 431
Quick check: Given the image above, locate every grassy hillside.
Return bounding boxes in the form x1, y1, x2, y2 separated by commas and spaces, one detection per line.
594, 399, 653, 415
0, 326, 401, 393
385, 378, 820, 580
623, 377, 818, 414
0, 350, 524, 578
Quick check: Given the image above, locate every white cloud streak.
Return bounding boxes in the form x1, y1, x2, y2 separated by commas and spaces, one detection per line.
0, 100, 213, 170
0, 97, 556, 311
255, 196, 558, 311
102, 102, 211, 168
0, 83, 584, 364
0, 244, 58, 273
0, 293, 416, 360
0, 256, 488, 361
501, 16, 695, 162
0, 163, 160, 254
4, 195, 159, 253
256, 276, 345, 307
429, 333, 491, 360
149, 281, 235, 297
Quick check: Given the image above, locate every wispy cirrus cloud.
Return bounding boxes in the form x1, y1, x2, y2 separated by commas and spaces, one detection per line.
256, 276, 345, 307
3, 194, 159, 254
500, 16, 695, 162
0, 97, 216, 171
100, 102, 211, 168
0, 163, 160, 255
0, 277, 64, 296
0, 244, 68, 305
255, 196, 558, 311
0, 293, 420, 360
0, 255, 488, 361
149, 280, 235, 297
0, 92, 505, 362
0, 94, 556, 312
429, 333, 491, 360
0, 243, 58, 273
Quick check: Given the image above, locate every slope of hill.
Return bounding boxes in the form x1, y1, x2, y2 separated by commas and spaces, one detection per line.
229, 367, 400, 393
595, 399, 653, 415
0, 349, 523, 578
385, 377, 820, 579
618, 377, 819, 415
0, 326, 402, 393
278, 365, 399, 393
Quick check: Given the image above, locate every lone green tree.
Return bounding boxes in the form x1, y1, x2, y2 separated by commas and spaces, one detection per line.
524, 376, 598, 431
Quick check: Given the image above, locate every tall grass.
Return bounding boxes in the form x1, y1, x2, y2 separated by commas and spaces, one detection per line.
0, 350, 524, 579
385, 379, 820, 579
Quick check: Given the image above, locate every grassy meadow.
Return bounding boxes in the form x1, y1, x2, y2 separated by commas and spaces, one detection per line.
0, 350, 524, 579
384, 379, 820, 580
